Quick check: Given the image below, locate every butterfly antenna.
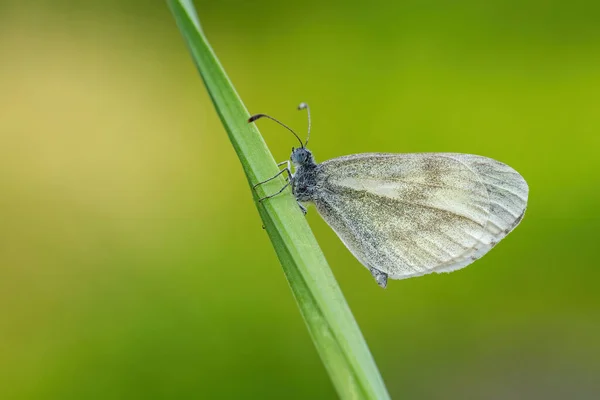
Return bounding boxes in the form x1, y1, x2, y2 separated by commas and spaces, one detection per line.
248, 113, 304, 148
297, 102, 311, 147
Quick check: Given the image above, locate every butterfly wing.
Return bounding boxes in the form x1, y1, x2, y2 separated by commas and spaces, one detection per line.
312, 153, 528, 279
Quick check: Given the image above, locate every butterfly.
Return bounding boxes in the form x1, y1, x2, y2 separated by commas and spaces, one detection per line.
249, 103, 529, 288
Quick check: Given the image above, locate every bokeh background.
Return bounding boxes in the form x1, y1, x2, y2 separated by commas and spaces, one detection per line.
1, 0, 599, 399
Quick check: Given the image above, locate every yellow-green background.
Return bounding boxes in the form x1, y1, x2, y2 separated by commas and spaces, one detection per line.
1, 1, 599, 399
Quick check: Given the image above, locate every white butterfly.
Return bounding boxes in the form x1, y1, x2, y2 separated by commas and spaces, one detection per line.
250, 104, 528, 288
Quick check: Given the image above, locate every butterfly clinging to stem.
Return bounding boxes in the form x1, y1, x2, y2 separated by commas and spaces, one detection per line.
249, 104, 529, 288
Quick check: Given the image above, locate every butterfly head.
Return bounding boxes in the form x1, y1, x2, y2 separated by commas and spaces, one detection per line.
291, 147, 314, 167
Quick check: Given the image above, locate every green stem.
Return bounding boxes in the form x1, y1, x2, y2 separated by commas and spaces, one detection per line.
167, 1, 391, 399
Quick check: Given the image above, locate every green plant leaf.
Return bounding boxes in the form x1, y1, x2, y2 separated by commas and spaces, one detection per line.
167, 1, 391, 398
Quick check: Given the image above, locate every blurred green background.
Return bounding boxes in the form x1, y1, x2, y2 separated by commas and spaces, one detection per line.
1, 0, 599, 399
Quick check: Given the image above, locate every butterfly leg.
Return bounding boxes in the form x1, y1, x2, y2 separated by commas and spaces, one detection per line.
369, 267, 388, 289
258, 181, 292, 202
298, 203, 307, 215
252, 161, 292, 190
253, 161, 294, 202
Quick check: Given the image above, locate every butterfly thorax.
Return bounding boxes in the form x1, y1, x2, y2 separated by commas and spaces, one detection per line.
291, 148, 319, 202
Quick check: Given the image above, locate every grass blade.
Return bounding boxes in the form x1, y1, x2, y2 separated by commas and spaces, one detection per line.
167, 1, 391, 398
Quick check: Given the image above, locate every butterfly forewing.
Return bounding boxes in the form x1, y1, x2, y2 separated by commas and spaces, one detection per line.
312, 153, 528, 279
